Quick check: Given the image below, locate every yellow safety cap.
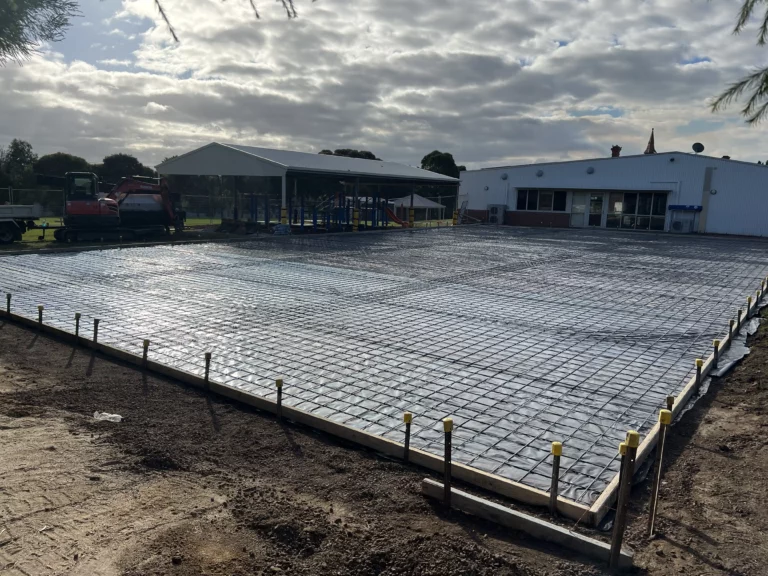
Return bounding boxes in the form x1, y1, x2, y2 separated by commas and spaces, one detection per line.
204, 352, 212, 360
551, 442, 563, 456
404, 412, 413, 424
713, 339, 720, 347
37, 305, 44, 310
618, 442, 627, 456
275, 378, 283, 388
443, 417, 454, 432
75, 312, 81, 319
659, 409, 672, 425
695, 358, 703, 368
729, 319, 735, 327
627, 430, 640, 448
748, 296, 753, 303
143, 339, 150, 348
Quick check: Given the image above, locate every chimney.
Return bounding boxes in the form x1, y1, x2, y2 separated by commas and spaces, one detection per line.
611, 145, 622, 158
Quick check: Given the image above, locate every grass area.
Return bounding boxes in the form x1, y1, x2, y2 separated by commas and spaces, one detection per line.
185, 217, 222, 227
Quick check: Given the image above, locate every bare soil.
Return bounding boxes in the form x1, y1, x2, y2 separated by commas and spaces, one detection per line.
1, 312, 768, 575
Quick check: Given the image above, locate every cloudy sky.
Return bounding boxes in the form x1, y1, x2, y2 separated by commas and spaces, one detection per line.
1, 0, 766, 169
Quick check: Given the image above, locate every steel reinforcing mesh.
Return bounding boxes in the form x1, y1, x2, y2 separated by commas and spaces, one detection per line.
2, 226, 767, 504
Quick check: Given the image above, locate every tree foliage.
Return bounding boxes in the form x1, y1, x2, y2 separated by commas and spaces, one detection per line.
1, 0, 310, 63
420, 150, 461, 179
0, 0, 79, 65
34, 151, 90, 175
712, 0, 768, 123
0, 139, 38, 187
96, 153, 156, 184
319, 148, 381, 160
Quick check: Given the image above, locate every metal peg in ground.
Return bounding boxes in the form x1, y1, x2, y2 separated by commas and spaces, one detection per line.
737, 308, 743, 329
443, 417, 453, 509
729, 318, 735, 341
204, 352, 211, 386
6, 293, 11, 314
403, 412, 413, 462
276, 379, 283, 420
713, 339, 720, 369
93, 319, 100, 344
666, 395, 674, 411
747, 296, 753, 318
74, 313, 81, 341
758, 289, 763, 304
549, 441, 562, 517
142, 339, 150, 366
37, 305, 44, 326
610, 430, 640, 571
647, 409, 672, 537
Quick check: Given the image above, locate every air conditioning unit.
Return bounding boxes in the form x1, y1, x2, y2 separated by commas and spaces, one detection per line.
670, 211, 696, 233
487, 204, 506, 225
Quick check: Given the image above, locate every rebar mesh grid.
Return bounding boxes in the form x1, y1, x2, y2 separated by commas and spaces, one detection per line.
2, 227, 766, 505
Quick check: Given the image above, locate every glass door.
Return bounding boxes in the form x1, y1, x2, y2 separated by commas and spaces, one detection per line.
588, 193, 604, 226
570, 192, 587, 227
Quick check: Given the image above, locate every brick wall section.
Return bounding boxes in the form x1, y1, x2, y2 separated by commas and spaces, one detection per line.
505, 211, 570, 228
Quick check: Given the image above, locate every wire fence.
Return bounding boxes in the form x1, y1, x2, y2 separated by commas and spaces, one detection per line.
2, 187, 457, 226
2, 188, 65, 219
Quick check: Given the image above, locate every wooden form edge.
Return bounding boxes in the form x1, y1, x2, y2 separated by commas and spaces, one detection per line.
588, 315, 739, 525
421, 479, 633, 569
0, 309, 591, 523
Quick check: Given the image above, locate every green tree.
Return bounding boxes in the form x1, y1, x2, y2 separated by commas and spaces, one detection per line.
1, 139, 38, 187
420, 150, 461, 179
97, 153, 155, 184
713, 0, 768, 123
34, 151, 91, 175
0, 0, 79, 65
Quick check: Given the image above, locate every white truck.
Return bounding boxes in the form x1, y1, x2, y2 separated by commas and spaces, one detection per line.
0, 204, 41, 244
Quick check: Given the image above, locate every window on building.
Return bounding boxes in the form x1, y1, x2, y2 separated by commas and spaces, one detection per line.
553, 191, 567, 211
539, 191, 553, 211
517, 190, 527, 210
605, 191, 667, 231
515, 189, 568, 211
527, 190, 539, 210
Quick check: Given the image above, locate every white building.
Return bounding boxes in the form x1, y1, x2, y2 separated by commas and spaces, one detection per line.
459, 150, 768, 236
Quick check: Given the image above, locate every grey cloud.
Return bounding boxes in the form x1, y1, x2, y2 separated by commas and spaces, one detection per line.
0, 0, 764, 170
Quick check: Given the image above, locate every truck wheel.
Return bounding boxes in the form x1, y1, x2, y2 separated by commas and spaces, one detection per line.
0, 224, 16, 244
64, 230, 78, 243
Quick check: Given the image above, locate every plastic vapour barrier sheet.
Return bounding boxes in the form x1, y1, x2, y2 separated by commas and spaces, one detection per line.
2, 227, 767, 505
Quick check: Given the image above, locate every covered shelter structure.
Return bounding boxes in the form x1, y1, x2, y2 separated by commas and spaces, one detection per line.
156, 143, 460, 230
391, 193, 447, 221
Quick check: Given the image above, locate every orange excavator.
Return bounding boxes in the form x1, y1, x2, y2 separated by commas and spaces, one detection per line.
44, 172, 185, 242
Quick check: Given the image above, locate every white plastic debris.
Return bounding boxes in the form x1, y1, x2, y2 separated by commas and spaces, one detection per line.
93, 411, 122, 422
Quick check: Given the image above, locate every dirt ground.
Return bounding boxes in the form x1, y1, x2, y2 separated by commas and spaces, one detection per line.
1, 314, 767, 576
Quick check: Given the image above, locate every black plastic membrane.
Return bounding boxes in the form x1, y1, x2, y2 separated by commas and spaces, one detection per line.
2, 227, 766, 505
